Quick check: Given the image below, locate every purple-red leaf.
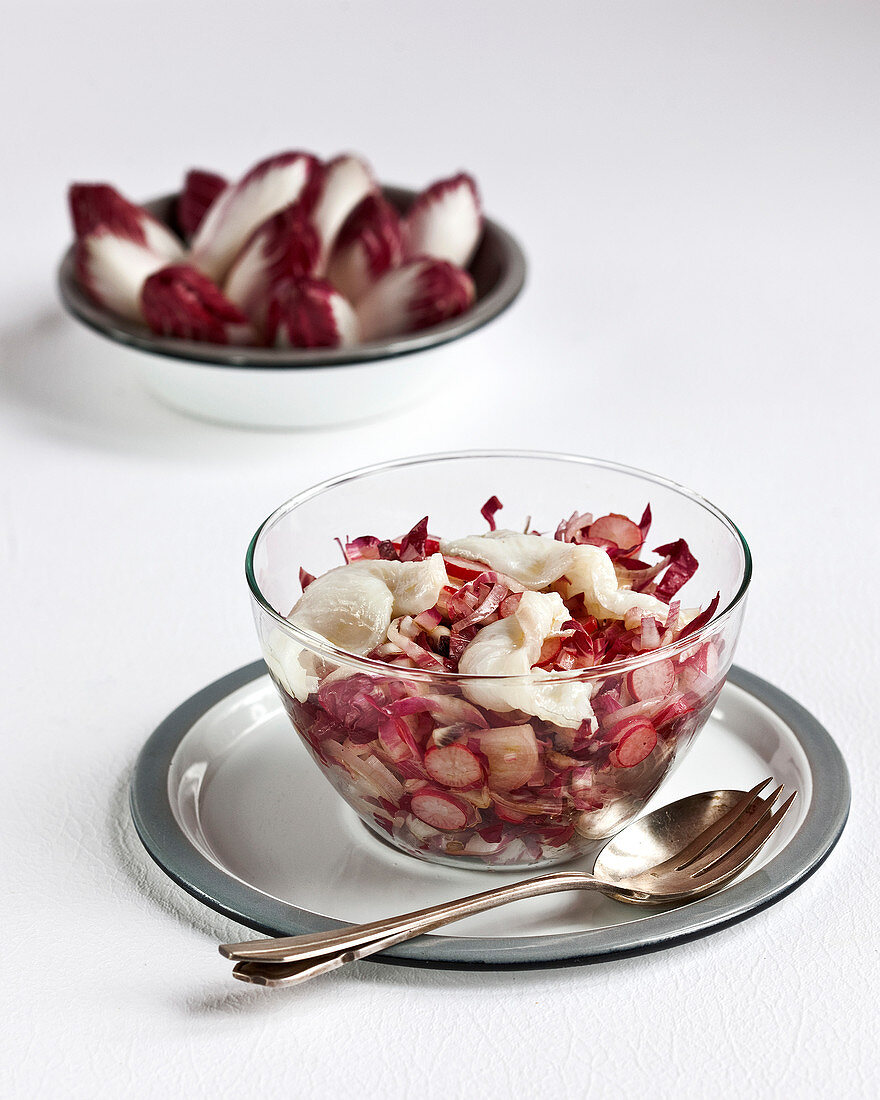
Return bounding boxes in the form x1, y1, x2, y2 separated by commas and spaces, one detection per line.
326, 193, 403, 303
141, 264, 253, 344
678, 592, 721, 638
264, 276, 358, 349
398, 516, 430, 562
652, 539, 699, 601
481, 495, 503, 531
403, 173, 482, 267
357, 258, 475, 342
224, 203, 321, 329
177, 170, 227, 240
69, 183, 183, 261
190, 150, 320, 281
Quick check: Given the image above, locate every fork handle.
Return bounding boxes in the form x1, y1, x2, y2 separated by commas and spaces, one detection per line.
221, 870, 640, 970
231, 928, 446, 988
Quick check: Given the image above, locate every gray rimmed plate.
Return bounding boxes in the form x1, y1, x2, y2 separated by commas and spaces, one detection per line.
130, 663, 849, 970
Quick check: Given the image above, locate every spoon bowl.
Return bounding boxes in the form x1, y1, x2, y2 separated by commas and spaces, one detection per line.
593, 788, 761, 885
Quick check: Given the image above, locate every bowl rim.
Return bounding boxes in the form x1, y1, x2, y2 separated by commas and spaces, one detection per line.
245, 449, 753, 681
56, 186, 527, 371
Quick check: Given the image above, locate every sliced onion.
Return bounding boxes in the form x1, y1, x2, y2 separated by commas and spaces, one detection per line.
472, 724, 540, 791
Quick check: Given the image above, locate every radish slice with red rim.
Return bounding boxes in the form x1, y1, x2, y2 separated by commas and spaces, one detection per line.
609, 718, 658, 768
425, 744, 483, 788
410, 789, 470, 831
627, 657, 676, 701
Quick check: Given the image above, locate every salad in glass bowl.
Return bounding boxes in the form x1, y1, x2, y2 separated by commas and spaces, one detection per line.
247, 452, 751, 870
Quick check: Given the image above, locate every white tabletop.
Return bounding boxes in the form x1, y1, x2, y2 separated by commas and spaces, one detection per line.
2, 2, 876, 1096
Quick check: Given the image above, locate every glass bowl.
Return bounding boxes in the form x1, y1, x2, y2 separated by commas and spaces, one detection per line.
56, 188, 526, 429
246, 451, 751, 870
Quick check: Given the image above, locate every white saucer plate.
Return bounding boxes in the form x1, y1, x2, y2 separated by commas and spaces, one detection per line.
131, 663, 849, 970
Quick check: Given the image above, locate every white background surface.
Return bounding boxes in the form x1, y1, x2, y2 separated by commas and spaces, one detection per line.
2, 2, 877, 1096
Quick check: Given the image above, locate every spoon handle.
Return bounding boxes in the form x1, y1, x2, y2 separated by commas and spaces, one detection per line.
221, 869, 618, 970
231, 928, 444, 987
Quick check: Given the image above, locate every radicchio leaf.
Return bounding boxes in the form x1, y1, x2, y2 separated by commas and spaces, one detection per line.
224, 202, 321, 329
480, 495, 503, 531
264, 276, 358, 348
189, 150, 320, 281
403, 173, 482, 267
69, 183, 183, 260
398, 516, 430, 562
75, 227, 168, 322
140, 264, 253, 344
356, 258, 475, 342
678, 592, 721, 639
325, 193, 403, 303
652, 539, 699, 601
177, 170, 227, 241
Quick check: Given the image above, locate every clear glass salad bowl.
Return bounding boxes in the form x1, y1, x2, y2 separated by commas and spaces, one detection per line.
246, 452, 751, 871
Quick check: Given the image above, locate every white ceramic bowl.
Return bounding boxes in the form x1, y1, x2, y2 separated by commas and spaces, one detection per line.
57, 188, 527, 429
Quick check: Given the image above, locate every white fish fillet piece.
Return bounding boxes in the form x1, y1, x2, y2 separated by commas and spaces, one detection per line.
459, 590, 594, 728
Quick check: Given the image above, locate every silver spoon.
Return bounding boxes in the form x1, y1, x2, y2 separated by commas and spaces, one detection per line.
223, 779, 794, 987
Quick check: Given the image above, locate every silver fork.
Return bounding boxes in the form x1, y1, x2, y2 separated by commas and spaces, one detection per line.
222, 779, 795, 986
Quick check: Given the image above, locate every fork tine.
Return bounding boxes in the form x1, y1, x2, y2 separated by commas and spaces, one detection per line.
686, 785, 783, 876
652, 777, 773, 873
691, 791, 796, 884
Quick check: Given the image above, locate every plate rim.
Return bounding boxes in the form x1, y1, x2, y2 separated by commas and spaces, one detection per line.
129, 662, 850, 970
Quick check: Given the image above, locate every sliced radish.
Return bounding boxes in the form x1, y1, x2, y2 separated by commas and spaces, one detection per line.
425, 744, 483, 788
442, 555, 490, 583
405, 813, 441, 841
473, 724, 540, 791
410, 788, 469, 831
677, 661, 714, 696
627, 657, 676, 701
610, 718, 657, 768
654, 691, 699, 729
588, 514, 643, 552
692, 640, 720, 677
